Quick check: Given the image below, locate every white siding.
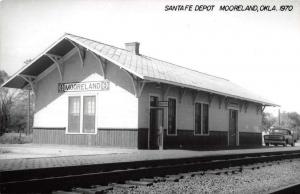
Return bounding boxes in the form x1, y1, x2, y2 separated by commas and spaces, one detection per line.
34, 51, 138, 129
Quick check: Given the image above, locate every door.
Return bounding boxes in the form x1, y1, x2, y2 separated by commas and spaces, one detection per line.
229, 109, 238, 146
149, 108, 159, 149
149, 96, 164, 149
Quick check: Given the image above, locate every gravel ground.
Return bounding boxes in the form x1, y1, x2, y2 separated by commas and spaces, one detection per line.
109, 159, 300, 194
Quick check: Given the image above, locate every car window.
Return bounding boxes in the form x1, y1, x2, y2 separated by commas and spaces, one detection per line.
272, 129, 289, 135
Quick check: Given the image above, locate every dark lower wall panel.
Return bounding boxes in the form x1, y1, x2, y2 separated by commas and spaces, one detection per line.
163, 130, 228, 149
33, 128, 139, 148
138, 128, 148, 149
239, 132, 262, 146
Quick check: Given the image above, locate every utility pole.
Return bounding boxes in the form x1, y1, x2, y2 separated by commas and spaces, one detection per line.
278, 108, 281, 126
27, 90, 30, 135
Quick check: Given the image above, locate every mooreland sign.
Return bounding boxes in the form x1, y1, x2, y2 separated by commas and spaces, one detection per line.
58, 81, 109, 93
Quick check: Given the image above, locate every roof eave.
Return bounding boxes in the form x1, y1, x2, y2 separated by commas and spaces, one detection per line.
143, 76, 279, 107
1, 33, 69, 90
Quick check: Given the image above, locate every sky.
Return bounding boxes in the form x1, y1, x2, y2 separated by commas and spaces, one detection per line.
0, 0, 299, 116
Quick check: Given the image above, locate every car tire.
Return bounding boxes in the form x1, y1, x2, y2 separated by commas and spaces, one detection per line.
275, 144, 278, 146
266, 143, 269, 146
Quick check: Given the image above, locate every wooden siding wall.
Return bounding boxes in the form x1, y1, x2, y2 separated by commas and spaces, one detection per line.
239, 132, 262, 146
163, 129, 228, 149
33, 128, 139, 148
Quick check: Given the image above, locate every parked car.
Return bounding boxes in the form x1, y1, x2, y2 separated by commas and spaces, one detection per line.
264, 127, 296, 147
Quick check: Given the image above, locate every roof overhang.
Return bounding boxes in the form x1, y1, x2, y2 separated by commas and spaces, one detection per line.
1, 34, 75, 89
143, 76, 279, 107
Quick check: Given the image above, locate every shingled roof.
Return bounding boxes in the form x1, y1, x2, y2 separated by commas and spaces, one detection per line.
1, 33, 277, 106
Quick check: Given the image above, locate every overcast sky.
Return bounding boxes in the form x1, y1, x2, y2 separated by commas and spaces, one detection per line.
0, 0, 299, 115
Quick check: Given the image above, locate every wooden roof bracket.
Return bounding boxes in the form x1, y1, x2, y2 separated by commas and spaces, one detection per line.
19, 74, 37, 96
244, 101, 249, 113
137, 80, 146, 98
262, 105, 266, 112
208, 93, 214, 107
45, 53, 64, 82
161, 85, 171, 101
90, 51, 107, 79
225, 97, 229, 109
192, 90, 199, 104
67, 39, 86, 69
218, 95, 224, 109
179, 88, 186, 104
256, 104, 262, 114
123, 70, 145, 98
239, 100, 244, 112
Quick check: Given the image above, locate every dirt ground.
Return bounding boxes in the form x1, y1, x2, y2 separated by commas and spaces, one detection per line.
0, 143, 137, 160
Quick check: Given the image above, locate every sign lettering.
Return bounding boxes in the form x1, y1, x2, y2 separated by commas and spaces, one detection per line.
58, 81, 110, 93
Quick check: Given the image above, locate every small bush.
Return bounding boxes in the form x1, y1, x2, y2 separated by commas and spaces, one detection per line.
0, 133, 32, 144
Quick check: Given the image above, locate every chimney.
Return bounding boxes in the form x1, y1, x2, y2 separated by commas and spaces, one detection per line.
125, 42, 140, 55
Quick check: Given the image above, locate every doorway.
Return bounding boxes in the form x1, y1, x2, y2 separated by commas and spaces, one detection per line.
229, 109, 238, 146
149, 96, 164, 149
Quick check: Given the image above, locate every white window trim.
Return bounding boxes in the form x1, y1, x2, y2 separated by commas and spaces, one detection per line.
194, 101, 210, 136
66, 92, 98, 135
167, 96, 177, 136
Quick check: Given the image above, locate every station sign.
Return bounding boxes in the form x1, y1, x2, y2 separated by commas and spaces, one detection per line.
58, 81, 109, 93
157, 101, 169, 108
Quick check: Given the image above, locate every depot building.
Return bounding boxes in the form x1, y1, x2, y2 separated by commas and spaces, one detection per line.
1, 33, 277, 149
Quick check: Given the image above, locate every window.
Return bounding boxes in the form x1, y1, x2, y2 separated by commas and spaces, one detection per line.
168, 98, 176, 135
67, 95, 96, 134
68, 96, 81, 133
194, 103, 209, 135
194, 103, 202, 135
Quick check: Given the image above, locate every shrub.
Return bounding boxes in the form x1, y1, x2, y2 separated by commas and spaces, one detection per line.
0, 132, 32, 144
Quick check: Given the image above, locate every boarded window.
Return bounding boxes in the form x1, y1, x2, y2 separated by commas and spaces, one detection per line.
68, 96, 80, 133
83, 96, 96, 133
195, 103, 202, 135
168, 98, 176, 135
203, 104, 209, 134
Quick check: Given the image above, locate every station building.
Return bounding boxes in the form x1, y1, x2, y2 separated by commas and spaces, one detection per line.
1, 33, 277, 149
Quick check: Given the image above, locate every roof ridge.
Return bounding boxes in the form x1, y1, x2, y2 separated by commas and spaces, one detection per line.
65, 33, 131, 53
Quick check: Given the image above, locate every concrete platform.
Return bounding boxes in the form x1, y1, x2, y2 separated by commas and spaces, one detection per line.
0, 143, 300, 172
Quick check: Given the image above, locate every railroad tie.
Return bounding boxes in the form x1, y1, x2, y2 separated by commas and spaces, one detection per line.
91, 185, 113, 192
178, 172, 196, 178
52, 191, 82, 194
165, 175, 182, 182
189, 171, 205, 176
153, 176, 167, 182
109, 183, 137, 189
125, 180, 153, 186
72, 187, 105, 194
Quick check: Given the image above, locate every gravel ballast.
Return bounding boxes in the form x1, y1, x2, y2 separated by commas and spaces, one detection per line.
109, 159, 300, 194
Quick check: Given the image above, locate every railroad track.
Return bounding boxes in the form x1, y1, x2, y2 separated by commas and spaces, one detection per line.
1, 150, 300, 193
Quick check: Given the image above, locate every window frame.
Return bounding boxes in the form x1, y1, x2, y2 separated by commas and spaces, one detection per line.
167, 96, 177, 136
194, 101, 210, 136
66, 93, 98, 135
